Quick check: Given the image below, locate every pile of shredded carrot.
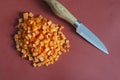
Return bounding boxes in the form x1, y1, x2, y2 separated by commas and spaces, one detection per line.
14, 12, 70, 67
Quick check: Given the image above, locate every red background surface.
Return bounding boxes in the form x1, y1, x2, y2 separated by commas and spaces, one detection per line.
0, 0, 120, 80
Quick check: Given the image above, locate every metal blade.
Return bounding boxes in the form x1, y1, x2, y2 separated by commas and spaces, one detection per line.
74, 21, 109, 54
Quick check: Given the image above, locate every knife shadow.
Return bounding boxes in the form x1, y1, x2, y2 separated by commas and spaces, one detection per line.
35, 0, 56, 17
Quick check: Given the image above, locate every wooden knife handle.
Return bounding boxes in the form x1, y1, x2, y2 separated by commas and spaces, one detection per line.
43, 0, 77, 25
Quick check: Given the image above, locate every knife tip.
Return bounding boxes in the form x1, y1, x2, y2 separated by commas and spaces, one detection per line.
103, 49, 109, 54
105, 51, 109, 54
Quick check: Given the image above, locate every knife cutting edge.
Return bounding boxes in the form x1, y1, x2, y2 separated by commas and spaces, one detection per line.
43, 0, 109, 54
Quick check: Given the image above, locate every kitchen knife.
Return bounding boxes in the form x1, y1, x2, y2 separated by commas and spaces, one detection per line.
43, 0, 109, 54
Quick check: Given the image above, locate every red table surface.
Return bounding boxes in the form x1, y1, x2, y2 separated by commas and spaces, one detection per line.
0, 0, 120, 80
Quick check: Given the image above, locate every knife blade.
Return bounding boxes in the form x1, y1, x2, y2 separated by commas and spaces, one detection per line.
44, 0, 109, 54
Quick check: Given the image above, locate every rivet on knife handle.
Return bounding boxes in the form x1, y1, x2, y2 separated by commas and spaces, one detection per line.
44, 0, 109, 54
43, 0, 77, 25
